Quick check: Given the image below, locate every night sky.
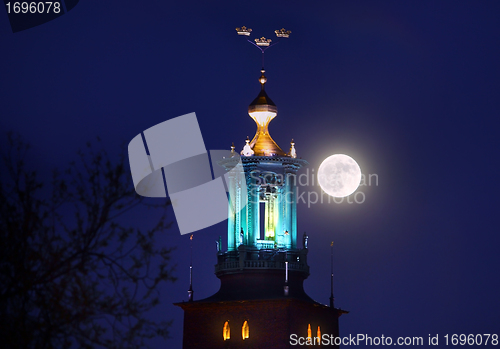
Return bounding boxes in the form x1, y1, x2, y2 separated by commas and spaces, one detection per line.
2, 1, 500, 348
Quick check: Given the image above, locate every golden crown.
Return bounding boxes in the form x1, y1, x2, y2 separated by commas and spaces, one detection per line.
255, 37, 272, 46
275, 28, 291, 38
236, 26, 252, 36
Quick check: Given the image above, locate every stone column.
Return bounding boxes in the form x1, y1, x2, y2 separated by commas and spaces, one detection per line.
227, 171, 236, 251
283, 164, 293, 249
290, 167, 298, 249
245, 164, 259, 247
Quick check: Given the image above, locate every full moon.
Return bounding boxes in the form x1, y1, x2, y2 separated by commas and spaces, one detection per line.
317, 154, 362, 198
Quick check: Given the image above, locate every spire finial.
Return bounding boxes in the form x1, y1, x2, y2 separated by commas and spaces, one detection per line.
235, 26, 291, 70
236, 26, 292, 157
259, 70, 267, 87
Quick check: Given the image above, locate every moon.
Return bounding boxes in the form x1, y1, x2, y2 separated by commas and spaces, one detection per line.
317, 154, 362, 198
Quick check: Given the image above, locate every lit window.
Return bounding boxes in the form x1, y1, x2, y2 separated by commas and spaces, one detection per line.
317, 326, 321, 343
223, 321, 230, 340
307, 323, 311, 339
242, 320, 249, 340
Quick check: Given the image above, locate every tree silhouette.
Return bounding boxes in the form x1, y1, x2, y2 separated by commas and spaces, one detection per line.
0, 133, 176, 349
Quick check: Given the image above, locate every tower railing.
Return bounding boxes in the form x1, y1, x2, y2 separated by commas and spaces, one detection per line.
215, 248, 309, 275
256, 240, 277, 249
215, 259, 309, 273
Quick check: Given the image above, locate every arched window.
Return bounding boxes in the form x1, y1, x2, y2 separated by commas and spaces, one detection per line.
242, 320, 249, 340
317, 326, 321, 343
223, 321, 230, 340
307, 323, 312, 339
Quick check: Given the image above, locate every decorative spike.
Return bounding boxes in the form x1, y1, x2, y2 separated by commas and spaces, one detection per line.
284, 251, 289, 296
241, 137, 254, 157
188, 234, 194, 302
329, 241, 334, 308
188, 266, 193, 302
289, 139, 297, 158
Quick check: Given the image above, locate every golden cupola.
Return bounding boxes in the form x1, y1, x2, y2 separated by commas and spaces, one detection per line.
246, 70, 287, 157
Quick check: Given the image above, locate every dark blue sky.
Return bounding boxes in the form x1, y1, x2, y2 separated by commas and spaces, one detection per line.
1, 1, 500, 348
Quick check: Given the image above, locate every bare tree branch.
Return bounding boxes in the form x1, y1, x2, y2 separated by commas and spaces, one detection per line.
0, 133, 176, 349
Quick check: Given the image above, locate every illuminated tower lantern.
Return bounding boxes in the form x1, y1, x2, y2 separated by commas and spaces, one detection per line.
175, 28, 347, 348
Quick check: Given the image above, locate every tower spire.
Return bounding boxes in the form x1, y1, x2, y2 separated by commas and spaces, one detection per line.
243, 69, 286, 157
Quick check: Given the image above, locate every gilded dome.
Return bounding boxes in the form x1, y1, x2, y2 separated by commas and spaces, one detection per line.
247, 70, 286, 157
